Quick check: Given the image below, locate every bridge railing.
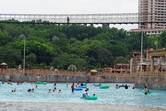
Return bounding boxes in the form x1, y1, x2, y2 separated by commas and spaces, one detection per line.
0, 13, 139, 24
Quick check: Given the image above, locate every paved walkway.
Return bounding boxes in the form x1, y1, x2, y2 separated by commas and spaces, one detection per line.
0, 102, 165, 111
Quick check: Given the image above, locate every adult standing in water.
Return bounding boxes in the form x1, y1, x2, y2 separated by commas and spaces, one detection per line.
71, 83, 74, 92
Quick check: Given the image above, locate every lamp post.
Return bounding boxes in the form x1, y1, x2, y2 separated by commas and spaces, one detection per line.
154, 41, 158, 50
19, 34, 26, 81
140, 29, 143, 71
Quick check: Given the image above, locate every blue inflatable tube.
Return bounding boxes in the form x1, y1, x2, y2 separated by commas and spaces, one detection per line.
118, 85, 126, 87
81, 86, 87, 88
74, 88, 83, 91
94, 85, 101, 87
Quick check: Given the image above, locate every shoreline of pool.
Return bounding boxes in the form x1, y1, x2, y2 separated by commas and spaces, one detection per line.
0, 102, 165, 111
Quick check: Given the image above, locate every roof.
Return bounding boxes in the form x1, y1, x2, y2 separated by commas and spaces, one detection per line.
129, 28, 165, 31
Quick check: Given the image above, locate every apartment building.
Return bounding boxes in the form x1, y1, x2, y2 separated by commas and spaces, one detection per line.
139, 0, 166, 29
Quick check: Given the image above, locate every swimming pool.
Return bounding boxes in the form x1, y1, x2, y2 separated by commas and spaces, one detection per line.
0, 83, 165, 108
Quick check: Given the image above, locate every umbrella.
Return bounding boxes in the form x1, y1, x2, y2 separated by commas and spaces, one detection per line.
1, 62, 7, 66
91, 69, 97, 73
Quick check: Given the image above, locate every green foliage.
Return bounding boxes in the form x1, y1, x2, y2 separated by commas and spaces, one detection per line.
0, 22, 164, 69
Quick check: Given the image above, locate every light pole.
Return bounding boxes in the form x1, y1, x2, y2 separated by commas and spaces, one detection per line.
154, 41, 158, 50
140, 29, 143, 71
19, 34, 26, 81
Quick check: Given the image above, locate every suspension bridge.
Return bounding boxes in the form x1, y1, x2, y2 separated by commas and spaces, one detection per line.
0, 13, 166, 25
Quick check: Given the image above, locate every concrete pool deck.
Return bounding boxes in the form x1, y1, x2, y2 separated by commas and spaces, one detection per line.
0, 102, 165, 111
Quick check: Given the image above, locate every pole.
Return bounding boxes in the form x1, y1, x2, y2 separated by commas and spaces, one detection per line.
140, 29, 143, 71
23, 39, 26, 81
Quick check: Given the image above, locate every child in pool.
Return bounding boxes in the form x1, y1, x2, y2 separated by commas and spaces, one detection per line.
48, 89, 51, 93
58, 90, 62, 93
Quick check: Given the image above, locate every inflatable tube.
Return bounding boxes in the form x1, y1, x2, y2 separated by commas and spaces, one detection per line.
74, 88, 83, 91
94, 85, 101, 87
142, 91, 151, 94
36, 82, 41, 84
118, 85, 126, 87
81, 96, 97, 100
83, 84, 87, 86
42, 82, 47, 85
100, 86, 109, 89
81, 86, 87, 88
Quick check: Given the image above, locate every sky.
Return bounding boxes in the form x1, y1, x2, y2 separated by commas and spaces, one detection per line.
0, 0, 138, 30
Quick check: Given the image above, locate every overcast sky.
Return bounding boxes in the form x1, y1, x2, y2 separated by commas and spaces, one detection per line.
0, 0, 138, 30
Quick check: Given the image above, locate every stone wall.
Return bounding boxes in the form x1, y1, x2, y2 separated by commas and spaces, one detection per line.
135, 72, 166, 90
0, 68, 135, 83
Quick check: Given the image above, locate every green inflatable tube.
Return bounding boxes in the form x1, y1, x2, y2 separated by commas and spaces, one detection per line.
42, 82, 47, 85
100, 86, 109, 89
36, 82, 41, 84
142, 90, 151, 94
83, 84, 87, 86
81, 96, 97, 100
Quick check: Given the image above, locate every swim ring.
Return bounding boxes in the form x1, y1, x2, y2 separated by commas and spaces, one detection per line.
94, 85, 101, 87
42, 82, 47, 85
81, 96, 97, 100
142, 90, 151, 94
83, 84, 87, 86
100, 86, 109, 89
36, 82, 41, 84
74, 88, 83, 91
81, 86, 87, 88
118, 85, 126, 87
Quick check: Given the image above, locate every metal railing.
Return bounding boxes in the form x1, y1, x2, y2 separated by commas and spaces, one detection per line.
0, 13, 165, 24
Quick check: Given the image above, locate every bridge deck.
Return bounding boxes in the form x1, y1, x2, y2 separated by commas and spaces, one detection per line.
0, 13, 166, 24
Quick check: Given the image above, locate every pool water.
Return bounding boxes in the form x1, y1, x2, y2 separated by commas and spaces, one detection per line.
0, 83, 166, 108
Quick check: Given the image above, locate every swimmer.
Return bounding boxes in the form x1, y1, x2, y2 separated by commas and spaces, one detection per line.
116, 84, 119, 89
125, 84, 128, 89
31, 89, 34, 93
66, 84, 68, 87
82, 90, 87, 99
93, 94, 95, 97
144, 86, 148, 95
53, 89, 56, 93
71, 83, 74, 92
28, 89, 31, 92
48, 89, 51, 93
85, 89, 89, 97
54, 83, 56, 87
54, 87, 56, 90
13, 88, 16, 92
58, 90, 62, 93
132, 86, 135, 89
35, 85, 38, 88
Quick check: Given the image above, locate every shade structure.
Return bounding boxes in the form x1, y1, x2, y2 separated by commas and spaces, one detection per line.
67, 64, 77, 71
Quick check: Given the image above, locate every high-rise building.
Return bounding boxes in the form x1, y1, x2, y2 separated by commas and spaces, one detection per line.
138, 0, 166, 29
